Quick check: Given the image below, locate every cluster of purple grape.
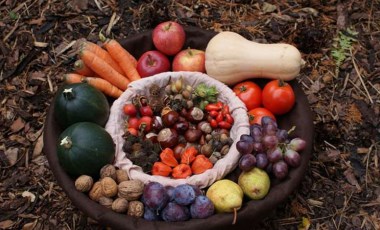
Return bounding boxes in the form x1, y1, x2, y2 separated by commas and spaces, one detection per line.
142, 182, 215, 222
236, 116, 306, 180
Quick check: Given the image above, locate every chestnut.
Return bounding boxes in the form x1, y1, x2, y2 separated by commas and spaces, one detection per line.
173, 120, 189, 134
187, 107, 204, 123
152, 116, 163, 132
184, 129, 202, 143
162, 110, 179, 127
173, 143, 186, 161
197, 121, 212, 134
145, 132, 158, 143
157, 128, 178, 148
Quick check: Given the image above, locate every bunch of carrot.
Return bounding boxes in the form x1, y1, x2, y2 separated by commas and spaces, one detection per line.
64, 39, 141, 98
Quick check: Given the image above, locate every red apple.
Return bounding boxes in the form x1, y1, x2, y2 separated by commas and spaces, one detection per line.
172, 48, 206, 72
136, 50, 171, 78
152, 21, 186, 56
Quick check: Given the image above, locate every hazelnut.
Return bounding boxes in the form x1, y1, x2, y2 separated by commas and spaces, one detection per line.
100, 164, 117, 180
112, 197, 129, 213
98, 196, 113, 209
127, 201, 144, 218
118, 180, 144, 201
74, 175, 93, 192
100, 177, 118, 198
89, 181, 103, 201
115, 169, 129, 184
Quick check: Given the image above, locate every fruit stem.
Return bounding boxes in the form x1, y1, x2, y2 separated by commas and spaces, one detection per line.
278, 79, 286, 87
147, 54, 155, 66
60, 136, 72, 149
63, 88, 75, 100
164, 22, 172, 30
239, 85, 247, 92
232, 208, 237, 225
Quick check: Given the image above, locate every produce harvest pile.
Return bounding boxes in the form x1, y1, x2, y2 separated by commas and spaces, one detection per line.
1, 1, 379, 230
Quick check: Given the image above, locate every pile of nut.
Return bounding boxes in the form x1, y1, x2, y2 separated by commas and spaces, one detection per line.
74, 164, 144, 217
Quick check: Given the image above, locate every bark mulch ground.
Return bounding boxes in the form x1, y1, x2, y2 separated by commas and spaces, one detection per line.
1, 0, 379, 229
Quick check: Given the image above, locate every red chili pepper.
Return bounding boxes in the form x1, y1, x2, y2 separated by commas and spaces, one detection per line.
216, 112, 224, 123
208, 110, 219, 118
210, 119, 218, 128
218, 121, 232, 129
216, 101, 223, 109
205, 103, 221, 111
225, 114, 234, 124
222, 105, 230, 115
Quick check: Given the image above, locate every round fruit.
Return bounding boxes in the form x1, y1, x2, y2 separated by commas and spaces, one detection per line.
247, 108, 276, 125
54, 83, 110, 129
262, 80, 295, 115
57, 122, 115, 177
152, 21, 186, 56
232, 81, 262, 111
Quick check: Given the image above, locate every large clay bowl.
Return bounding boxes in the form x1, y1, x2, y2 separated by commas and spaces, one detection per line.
43, 26, 314, 230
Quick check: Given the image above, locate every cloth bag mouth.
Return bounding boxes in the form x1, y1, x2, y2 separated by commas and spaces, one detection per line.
105, 71, 250, 188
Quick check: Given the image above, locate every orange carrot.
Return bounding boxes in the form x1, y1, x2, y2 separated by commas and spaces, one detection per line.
81, 41, 125, 75
84, 77, 123, 98
73, 59, 95, 76
104, 39, 141, 82
64, 73, 123, 98
79, 49, 130, 91
64, 73, 85, 84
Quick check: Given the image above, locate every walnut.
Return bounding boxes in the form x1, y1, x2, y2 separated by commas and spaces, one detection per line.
118, 180, 144, 201
89, 181, 103, 201
98, 196, 113, 209
100, 164, 117, 180
127, 201, 144, 218
100, 177, 118, 198
115, 169, 129, 184
75, 175, 93, 192
112, 197, 129, 213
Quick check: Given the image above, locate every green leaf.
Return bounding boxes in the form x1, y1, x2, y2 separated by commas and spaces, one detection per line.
9, 11, 18, 20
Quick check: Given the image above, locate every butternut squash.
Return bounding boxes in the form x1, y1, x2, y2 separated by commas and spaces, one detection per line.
205, 31, 305, 85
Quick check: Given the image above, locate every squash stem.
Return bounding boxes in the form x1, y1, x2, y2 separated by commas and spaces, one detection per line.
63, 88, 75, 100
60, 136, 72, 149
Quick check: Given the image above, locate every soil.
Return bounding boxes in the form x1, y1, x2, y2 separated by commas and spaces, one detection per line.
0, 0, 379, 229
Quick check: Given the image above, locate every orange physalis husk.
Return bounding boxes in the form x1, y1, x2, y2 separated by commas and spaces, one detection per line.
191, 155, 213, 174
172, 164, 192, 179
180, 146, 198, 165
160, 148, 178, 167
152, 162, 172, 177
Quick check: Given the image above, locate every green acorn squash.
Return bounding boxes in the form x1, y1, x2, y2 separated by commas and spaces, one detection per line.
54, 83, 110, 129
57, 122, 115, 177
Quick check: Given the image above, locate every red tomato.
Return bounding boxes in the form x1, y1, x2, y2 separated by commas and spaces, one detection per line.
123, 104, 137, 117
262, 80, 295, 115
248, 107, 276, 125
233, 81, 262, 111
128, 117, 140, 129
139, 116, 153, 132
139, 106, 153, 117
127, 128, 138, 136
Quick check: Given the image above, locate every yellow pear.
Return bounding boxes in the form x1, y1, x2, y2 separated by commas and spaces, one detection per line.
206, 179, 243, 213
238, 167, 270, 200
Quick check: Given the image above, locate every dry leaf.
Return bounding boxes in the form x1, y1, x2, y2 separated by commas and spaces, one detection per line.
298, 217, 311, 230
343, 168, 362, 191
262, 2, 276, 13
4, 147, 19, 166
32, 134, 44, 158
22, 220, 37, 230
22, 191, 36, 202
0, 220, 14, 229
10, 117, 25, 133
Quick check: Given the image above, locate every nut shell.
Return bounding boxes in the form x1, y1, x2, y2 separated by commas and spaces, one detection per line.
98, 196, 113, 209
74, 175, 93, 192
89, 181, 103, 201
100, 164, 117, 180
117, 180, 144, 201
100, 177, 118, 198
115, 169, 129, 184
127, 201, 144, 218
112, 197, 129, 213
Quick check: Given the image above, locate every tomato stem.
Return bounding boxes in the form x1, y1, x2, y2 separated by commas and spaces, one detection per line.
278, 79, 286, 87
239, 85, 247, 92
